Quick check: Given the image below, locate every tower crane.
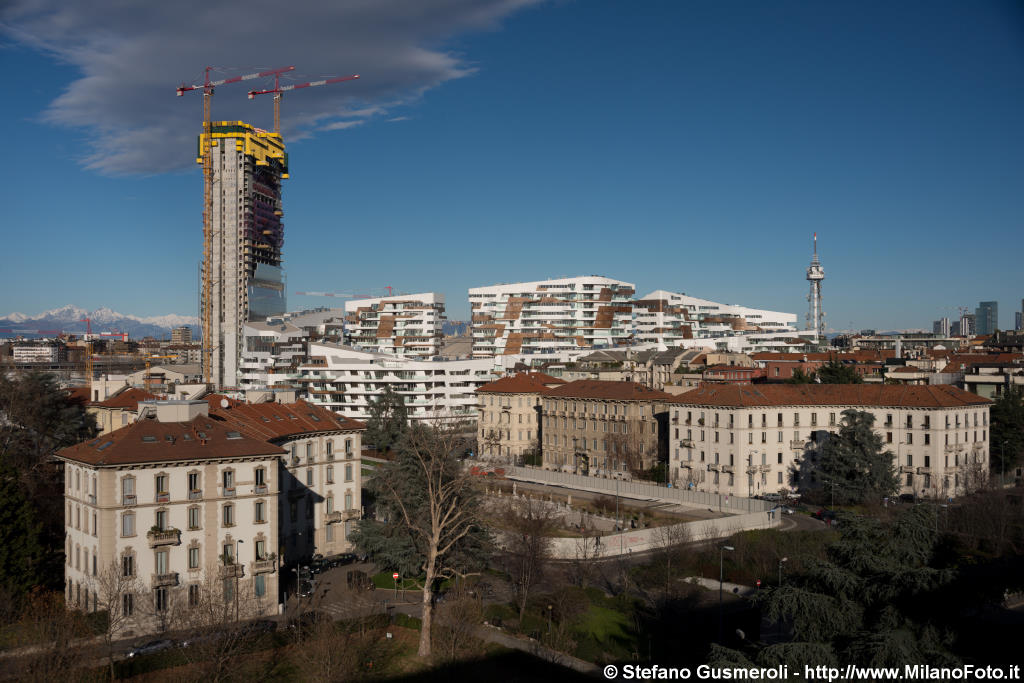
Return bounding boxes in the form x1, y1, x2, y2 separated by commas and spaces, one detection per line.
248, 72, 360, 135
176, 66, 295, 386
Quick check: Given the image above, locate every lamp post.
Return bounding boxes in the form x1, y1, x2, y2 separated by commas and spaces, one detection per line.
235, 539, 244, 621
718, 545, 735, 642
547, 604, 553, 633
778, 557, 788, 587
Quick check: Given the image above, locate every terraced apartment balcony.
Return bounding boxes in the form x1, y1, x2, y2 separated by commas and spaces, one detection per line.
147, 528, 181, 548
219, 563, 244, 579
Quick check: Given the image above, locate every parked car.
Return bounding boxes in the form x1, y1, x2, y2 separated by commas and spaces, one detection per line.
298, 579, 314, 598
127, 639, 173, 658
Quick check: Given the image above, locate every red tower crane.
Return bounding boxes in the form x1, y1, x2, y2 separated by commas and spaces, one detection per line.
176, 65, 294, 385
248, 72, 360, 134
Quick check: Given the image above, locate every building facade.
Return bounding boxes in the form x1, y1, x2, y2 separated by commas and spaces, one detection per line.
975, 301, 998, 336
344, 293, 445, 359
469, 276, 635, 357
539, 380, 675, 476
476, 372, 565, 462
668, 384, 991, 501
200, 121, 288, 390
633, 290, 800, 348
58, 401, 284, 632
299, 342, 496, 421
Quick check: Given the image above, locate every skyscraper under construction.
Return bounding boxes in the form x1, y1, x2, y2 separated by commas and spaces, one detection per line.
198, 121, 287, 389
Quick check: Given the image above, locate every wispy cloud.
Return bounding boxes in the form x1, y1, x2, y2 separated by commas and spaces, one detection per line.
388, 116, 411, 122
0, 0, 541, 175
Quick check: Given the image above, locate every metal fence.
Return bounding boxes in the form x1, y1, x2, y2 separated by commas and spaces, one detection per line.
502, 465, 773, 514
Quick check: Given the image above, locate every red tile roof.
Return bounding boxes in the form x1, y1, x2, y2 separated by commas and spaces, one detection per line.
56, 415, 285, 466
543, 380, 677, 402
751, 351, 894, 363
207, 397, 365, 442
65, 386, 91, 407
476, 372, 566, 394
92, 387, 159, 410
670, 384, 990, 409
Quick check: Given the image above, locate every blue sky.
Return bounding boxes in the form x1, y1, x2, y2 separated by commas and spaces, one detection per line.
2, 0, 1022, 331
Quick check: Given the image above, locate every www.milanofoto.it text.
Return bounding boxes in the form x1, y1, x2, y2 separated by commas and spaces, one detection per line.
607, 663, 1021, 680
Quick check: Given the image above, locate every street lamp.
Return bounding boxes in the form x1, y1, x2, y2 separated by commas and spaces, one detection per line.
718, 545, 735, 642
235, 539, 244, 621
547, 604, 553, 633
778, 557, 788, 587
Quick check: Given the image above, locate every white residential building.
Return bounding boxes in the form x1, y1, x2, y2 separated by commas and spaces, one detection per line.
344, 293, 445, 359
668, 384, 991, 501
470, 276, 635, 357
13, 343, 64, 363
634, 290, 805, 350
300, 342, 497, 421
239, 308, 346, 391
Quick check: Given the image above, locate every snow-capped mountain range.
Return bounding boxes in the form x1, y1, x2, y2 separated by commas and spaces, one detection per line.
1, 305, 197, 339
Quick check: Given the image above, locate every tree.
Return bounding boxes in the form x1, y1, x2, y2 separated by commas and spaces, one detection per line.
650, 523, 692, 596
607, 418, 658, 477
786, 368, 816, 384
364, 385, 409, 452
433, 586, 484, 662
797, 409, 899, 506
0, 372, 98, 596
90, 559, 141, 681
350, 421, 490, 657
501, 497, 556, 621
714, 506, 960, 668
815, 360, 864, 384
0, 461, 46, 606
990, 385, 1024, 478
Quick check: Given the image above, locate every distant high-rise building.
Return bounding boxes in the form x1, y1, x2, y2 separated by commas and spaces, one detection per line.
1016, 311, 1022, 332
932, 318, 950, 336
956, 313, 976, 337
171, 326, 192, 344
199, 121, 288, 389
975, 301, 998, 335
805, 233, 825, 342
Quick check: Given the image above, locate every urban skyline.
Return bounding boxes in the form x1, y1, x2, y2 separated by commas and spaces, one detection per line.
2, 1, 1022, 331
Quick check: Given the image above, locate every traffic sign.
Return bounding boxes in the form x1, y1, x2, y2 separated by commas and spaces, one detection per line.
392, 572, 399, 580
756, 579, 761, 587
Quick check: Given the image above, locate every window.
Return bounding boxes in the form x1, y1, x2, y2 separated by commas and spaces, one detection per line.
255, 468, 266, 487
255, 540, 266, 560
326, 440, 334, 458
121, 476, 135, 504
306, 469, 313, 486
155, 509, 168, 531
829, 413, 836, 426
155, 588, 168, 612
189, 546, 199, 569
778, 472, 783, 484
777, 453, 783, 464
155, 550, 168, 575
326, 466, 334, 484
326, 524, 334, 542
811, 413, 818, 426
345, 464, 353, 482
223, 579, 233, 603
188, 506, 201, 530
123, 593, 134, 616
188, 472, 200, 493
121, 512, 135, 537
306, 442, 313, 462
924, 455, 930, 468
223, 504, 234, 527
222, 543, 234, 564
155, 473, 168, 496
255, 501, 266, 523
188, 584, 200, 607
907, 433, 913, 445
925, 434, 930, 445
344, 491, 353, 511
122, 555, 134, 577
887, 432, 893, 444
223, 470, 235, 493
254, 575, 266, 598
761, 432, 767, 444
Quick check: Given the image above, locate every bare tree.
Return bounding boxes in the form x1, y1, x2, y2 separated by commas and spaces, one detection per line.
371, 420, 490, 657
288, 616, 391, 682
8, 589, 89, 683
433, 586, 484, 662
569, 525, 604, 588
501, 497, 557, 621
90, 559, 141, 680
651, 522, 692, 595
606, 418, 658, 477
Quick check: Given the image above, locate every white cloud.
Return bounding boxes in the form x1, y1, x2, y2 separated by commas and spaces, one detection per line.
1, 0, 541, 175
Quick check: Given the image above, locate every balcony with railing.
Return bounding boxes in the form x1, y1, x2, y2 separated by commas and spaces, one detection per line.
219, 563, 244, 579
223, 486, 236, 498
188, 490, 202, 501
155, 492, 170, 503
255, 484, 268, 495
252, 557, 277, 574
790, 440, 806, 450
151, 572, 179, 588
88, 494, 97, 505
147, 528, 181, 548
122, 494, 137, 506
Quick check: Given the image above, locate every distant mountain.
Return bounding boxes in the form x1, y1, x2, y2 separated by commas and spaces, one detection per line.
0, 305, 198, 340
442, 320, 470, 336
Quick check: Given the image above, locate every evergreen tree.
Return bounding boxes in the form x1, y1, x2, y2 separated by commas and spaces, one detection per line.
0, 462, 46, 606
802, 409, 899, 505
816, 360, 864, 384
990, 385, 1024, 476
364, 385, 409, 452
787, 368, 816, 384
711, 506, 959, 669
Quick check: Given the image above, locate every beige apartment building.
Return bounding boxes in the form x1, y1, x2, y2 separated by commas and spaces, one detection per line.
58, 396, 366, 634
668, 384, 991, 500
539, 380, 675, 476
476, 372, 565, 462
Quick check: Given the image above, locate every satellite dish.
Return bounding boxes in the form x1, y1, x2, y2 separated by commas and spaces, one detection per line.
220, 398, 230, 409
